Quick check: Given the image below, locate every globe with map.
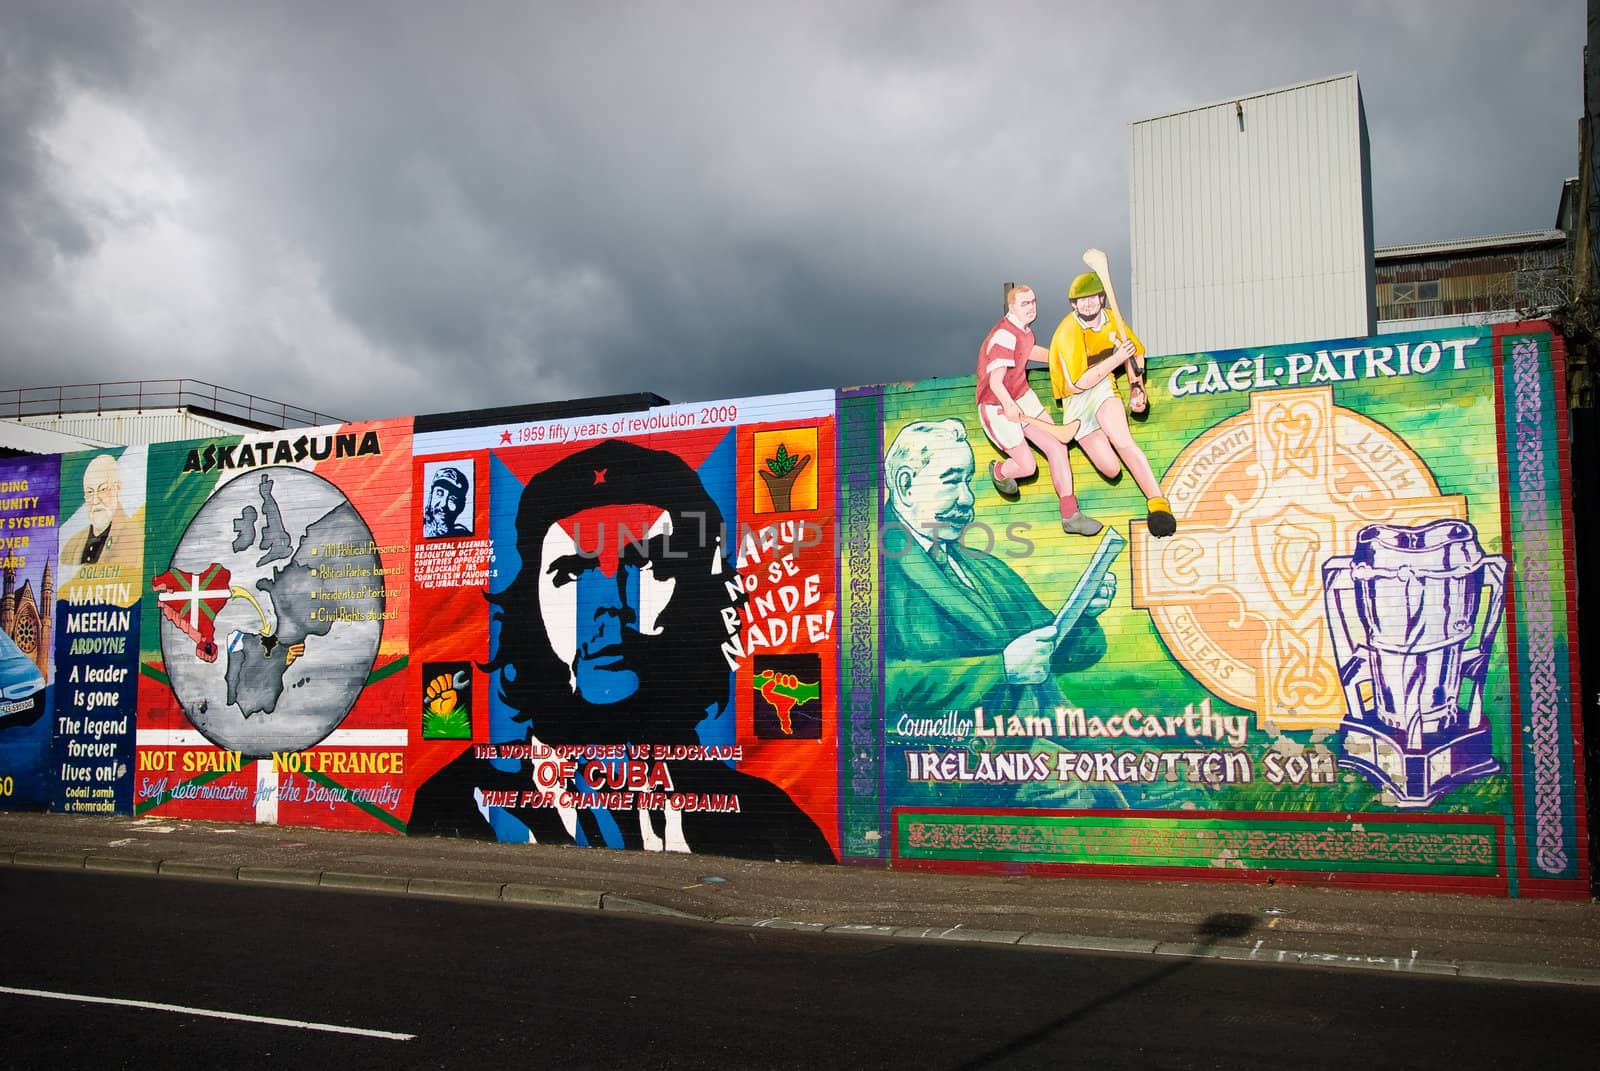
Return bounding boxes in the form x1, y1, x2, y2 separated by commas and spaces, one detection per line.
156, 466, 384, 757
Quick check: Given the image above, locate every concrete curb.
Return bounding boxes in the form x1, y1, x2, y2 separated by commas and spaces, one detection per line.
84, 855, 160, 876
503, 884, 603, 910
14, 850, 89, 868
1224, 944, 1460, 977
407, 876, 506, 900
824, 923, 900, 939
601, 894, 700, 919
7, 853, 1599, 989
238, 865, 322, 887
897, 925, 1025, 945
320, 870, 409, 894
1457, 961, 1600, 986
1019, 933, 1160, 955
158, 860, 240, 880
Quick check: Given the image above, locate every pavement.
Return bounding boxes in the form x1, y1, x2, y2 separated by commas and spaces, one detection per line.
3, 810, 1597, 988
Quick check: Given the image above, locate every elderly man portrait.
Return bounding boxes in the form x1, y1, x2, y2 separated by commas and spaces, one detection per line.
881, 419, 1115, 726
62, 453, 140, 570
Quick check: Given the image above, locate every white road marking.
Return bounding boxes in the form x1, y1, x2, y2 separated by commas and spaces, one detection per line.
0, 985, 414, 1040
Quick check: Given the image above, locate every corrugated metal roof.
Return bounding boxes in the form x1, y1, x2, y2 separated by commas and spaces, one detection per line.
0, 379, 342, 429
1376, 310, 1523, 332
18, 407, 260, 447
1131, 71, 1359, 126
1375, 229, 1567, 259
0, 420, 115, 455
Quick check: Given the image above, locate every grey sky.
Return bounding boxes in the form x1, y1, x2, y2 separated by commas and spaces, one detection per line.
0, 0, 1580, 423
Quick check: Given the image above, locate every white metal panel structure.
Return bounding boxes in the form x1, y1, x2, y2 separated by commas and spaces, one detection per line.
1375, 310, 1522, 334
1130, 72, 1375, 357
0, 420, 115, 455
17, 407, 255, 447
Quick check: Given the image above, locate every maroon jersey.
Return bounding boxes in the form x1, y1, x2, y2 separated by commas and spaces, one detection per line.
976, 316, 1034, 407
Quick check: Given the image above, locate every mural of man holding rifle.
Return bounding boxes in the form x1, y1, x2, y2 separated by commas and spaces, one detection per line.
1047, 250, 1177, 538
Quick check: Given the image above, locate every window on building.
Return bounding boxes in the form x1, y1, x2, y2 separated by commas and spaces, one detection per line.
13, 611, 36, 656
1390, 281, 1441, 303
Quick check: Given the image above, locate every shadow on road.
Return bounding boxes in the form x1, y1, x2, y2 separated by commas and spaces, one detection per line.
950, 912, 1259, 1071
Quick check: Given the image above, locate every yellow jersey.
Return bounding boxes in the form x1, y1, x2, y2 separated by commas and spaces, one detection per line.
1048, 313, 1143, 401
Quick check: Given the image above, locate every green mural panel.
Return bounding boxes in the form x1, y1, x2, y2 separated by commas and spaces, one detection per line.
852, 321, 1581, 889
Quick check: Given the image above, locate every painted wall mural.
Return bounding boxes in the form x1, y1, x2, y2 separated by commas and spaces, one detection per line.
133, 422, 411, 831
839, 321, 1586, 895
0, 319, 1587, 896
405, 396, 839, 861
0, 455, 58, 809
54, 448, 144, 815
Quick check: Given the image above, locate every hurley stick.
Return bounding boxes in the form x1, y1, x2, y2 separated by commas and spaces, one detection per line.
1081, 247, 1130, 344
1017, 412, 1076, 443
1082, 247, 1146, 405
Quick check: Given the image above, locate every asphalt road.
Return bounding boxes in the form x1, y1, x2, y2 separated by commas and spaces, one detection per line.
2, 868, 1591, 1069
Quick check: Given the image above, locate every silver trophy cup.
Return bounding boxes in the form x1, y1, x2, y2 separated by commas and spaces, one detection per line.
1322, 519, 1506, 808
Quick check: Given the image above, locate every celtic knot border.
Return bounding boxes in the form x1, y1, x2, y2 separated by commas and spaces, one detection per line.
1511, 337, 1568, 876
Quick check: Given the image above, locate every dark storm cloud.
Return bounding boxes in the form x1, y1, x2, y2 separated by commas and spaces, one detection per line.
0, 0, 1583, 422
0, 2, 147, 283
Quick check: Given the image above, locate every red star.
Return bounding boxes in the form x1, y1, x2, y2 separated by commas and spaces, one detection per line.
593, 468, 608, 485
499, 429, 512, 445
